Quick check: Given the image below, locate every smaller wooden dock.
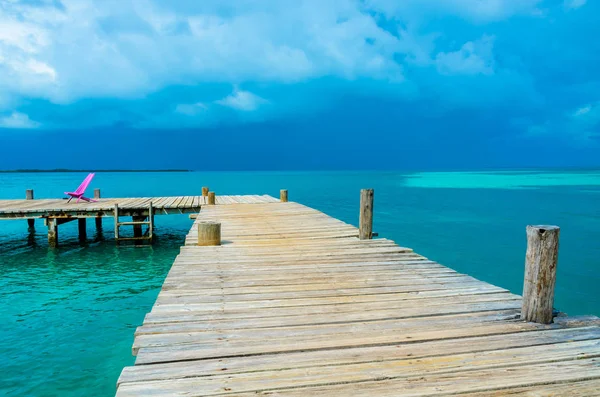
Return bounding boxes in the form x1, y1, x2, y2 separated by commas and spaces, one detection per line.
116, 200, 600, 396
0, 194, 279, 246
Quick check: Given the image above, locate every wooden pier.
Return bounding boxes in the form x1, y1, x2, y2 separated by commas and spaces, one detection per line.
0, 193, 279, 246
116, 195, 600, 396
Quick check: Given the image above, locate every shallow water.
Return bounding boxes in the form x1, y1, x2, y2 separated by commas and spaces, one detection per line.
1, 170, 599, 396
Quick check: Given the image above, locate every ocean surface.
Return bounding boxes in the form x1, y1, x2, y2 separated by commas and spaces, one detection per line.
1, 170, 599, 396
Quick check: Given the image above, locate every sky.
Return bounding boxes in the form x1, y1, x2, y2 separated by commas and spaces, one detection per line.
0, 0, 599, 170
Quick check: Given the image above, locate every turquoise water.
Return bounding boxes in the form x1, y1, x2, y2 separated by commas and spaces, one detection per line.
1, 170, 599, 396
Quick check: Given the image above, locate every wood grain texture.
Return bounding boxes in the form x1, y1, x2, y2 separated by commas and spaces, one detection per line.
197, 222, 221, 246
116, 202, 599, 396
207, 192, 216, 205
522, 225, 560, 324
359, 188, 374, 240
0, 195, 277, 220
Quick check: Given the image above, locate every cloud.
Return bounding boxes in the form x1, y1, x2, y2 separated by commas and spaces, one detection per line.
215, 89, 268, 111
523, 102, 600, 145
0, 112, 40, 129
175, 102, 208, 116
435, 36, 495, 76
0, 0, 597, 148
365, 0, 544, 23
564, 0, 587, 10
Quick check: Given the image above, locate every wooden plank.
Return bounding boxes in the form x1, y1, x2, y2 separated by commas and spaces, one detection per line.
118, 358, 600, 396
119, 326, 600, 385
112, 201, 600, 396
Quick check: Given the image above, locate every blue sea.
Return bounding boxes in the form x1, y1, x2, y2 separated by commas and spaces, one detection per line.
1, 170, 599, 396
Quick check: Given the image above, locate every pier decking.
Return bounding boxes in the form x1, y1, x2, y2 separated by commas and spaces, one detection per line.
117, 200, 600, 396
0, 195, 278, 219
0, 195, 279, 246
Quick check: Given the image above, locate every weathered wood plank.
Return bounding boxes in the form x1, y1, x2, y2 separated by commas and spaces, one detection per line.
116, 201, 600, 396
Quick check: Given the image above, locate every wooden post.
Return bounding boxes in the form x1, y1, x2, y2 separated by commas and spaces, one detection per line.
522, 225, 560, 324
197, 222, 221, 246
47, 218, 58, 247
359, 189, 374, 240
148, 202, 154, 241
114, 204, 120, 244
280, 189, 288, 202
78, 218, 87, 241
132, 215, 144, 239
95, 217, 102, 231
202, 187, 209, 197
208, 191, 216, 205
26, 190, 35, 229
94, 189, 101, 199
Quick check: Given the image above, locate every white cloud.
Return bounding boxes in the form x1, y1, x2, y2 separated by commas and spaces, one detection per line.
573, 105, 591, 117
365, 0, 543, 23
524, 102, 600, 145
0, 0, 408, 106
215, 89, 268, 111
564, 0, 587, 10
435, 36, 495, 76
25, 59, 57, 80
175, 102, 208, 116
0, 112, 40, 129
0, 0, 550, 129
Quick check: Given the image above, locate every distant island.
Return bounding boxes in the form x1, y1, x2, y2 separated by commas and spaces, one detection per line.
0, 169, 191, 173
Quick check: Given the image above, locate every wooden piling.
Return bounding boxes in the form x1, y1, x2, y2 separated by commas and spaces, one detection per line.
25, 190, 35, 229
522, 225, 560, 324
359, 189, 374, 240
132, 215, 145, 239
202, 187, 209, 197
114, 204, 120, 244
148, 202, 154, 240
280, 189, 288, 202
207, 192, 216, 205
47, 218, 58, 247
93, 187, 101, 231
197, 221, 221, 246
78, 218, 87, 241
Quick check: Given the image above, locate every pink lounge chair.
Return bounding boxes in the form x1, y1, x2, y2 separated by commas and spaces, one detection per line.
65, 173, 96, 203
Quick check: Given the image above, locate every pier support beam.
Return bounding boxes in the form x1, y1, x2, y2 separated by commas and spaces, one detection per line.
359, 188, 374, 240
78, 218, 87, 241
26, 189, 35, 229
208, 191, 216, 205
132, 215, 145, 239
280, 189, 288, 202
197, 222, 221, 246
148, 202, 154, 241
47, 218, 58, 247
93, 190, 102, 231
202, 187, 209, 197
114, 204, 120, 244
522, 225, 560, 324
